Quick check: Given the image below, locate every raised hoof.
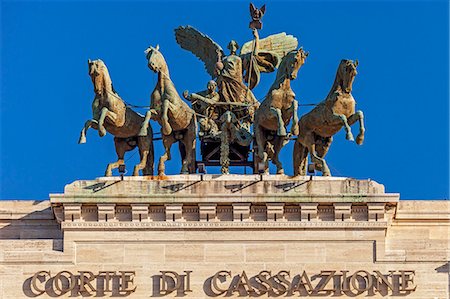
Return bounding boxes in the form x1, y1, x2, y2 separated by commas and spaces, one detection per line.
356, 134, 364, 145
346, 133, 354, 142
99, 127, 107, 137
78, 135, 86, 144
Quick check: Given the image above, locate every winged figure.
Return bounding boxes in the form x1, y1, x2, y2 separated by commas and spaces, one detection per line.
174, 26, 298, 105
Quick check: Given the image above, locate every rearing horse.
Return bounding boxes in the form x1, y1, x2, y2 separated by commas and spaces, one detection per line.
140, 45, 196, 175
293, 59, 365, 176
254, 48, 308, 174
79, 59, 154, 176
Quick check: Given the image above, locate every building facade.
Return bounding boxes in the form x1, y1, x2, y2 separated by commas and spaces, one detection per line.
1, 175, 449, 298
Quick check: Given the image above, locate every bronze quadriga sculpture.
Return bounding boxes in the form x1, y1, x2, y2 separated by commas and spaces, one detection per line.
78, 3, 365, 177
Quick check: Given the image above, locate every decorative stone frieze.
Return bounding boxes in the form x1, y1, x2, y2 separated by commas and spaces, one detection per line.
299, 203, 318, 221
233, 203, 252, 222
266, 203, 285, 222
63, 203, 81, 222
334, 202, 353, 221
131, 204, 149, 222
97, 203, 115, 222
165, 203, 184, 222
198, 203, 217, 222
367, 202, 386, 221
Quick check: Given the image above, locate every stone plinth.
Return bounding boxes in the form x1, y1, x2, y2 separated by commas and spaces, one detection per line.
49, 175, 398, 230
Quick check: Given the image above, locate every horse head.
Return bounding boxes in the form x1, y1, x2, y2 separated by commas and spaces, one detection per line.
280, 47, 308, 80
144, 44, 166, 73
88, 59, 111, 96
339, 59, 358, 93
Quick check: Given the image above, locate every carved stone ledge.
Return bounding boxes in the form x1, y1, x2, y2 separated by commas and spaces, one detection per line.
61, 220, 389, 230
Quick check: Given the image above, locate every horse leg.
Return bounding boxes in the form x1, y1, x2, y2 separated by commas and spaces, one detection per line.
304, 132, 331, 176
180, 124, 196, 174
314, 137, 332, 172
332, 113, 354, 142
98, 107, 118, 137
145, 134, 155, 175
289, 100, 299, 136
78, 119, 98, 144
133, 133, 153, 176
269, 107, 287, 136
138, 110, 152, 137
105, 137, 127, 177
158, 134, 175, 176
347, 110, 365, 145
293, 139, 308, 176
161, 100, 173, 136
271, 137, 284, 174
254, 125, 269, 174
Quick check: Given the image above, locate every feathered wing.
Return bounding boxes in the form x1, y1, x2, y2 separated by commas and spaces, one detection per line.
175, 26, 224, 78
241, 32, 298, 64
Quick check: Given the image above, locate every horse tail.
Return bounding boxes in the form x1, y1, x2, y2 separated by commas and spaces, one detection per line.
293, 139, 308, 176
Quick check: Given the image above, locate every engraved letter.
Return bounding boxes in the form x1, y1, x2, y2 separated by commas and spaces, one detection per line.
399, 271, 416, 291
119, 271, 137, 293
54, 271, 77, 293
31, 271, 50, 295
211, 270, 232, 295
78, 271, 97, 292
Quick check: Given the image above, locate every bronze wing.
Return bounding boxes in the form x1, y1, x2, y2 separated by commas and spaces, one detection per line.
241, 32, 298, 65
175, 26, 224, 79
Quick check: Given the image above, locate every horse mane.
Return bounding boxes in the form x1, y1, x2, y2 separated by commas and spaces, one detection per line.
326, 59, 348, 99
270, 50, 297, 90
97, 59, 117, 94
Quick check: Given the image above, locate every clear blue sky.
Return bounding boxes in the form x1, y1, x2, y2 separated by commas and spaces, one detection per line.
1, 0, 448, 200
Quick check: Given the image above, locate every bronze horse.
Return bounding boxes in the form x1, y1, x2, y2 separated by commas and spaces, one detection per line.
79, 59, 154, 176
293, 59, 365, 176
139, 45, 196, 175
254, 48, 308, 174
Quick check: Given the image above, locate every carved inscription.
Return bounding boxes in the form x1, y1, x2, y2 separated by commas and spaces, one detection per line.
27, 269, 416, 297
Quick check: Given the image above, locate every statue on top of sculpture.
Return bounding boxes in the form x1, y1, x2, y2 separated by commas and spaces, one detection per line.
175, 25, 298, 125
293, 59, 365, 176
183, 80, 220, 137
175, 22, 300, 174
